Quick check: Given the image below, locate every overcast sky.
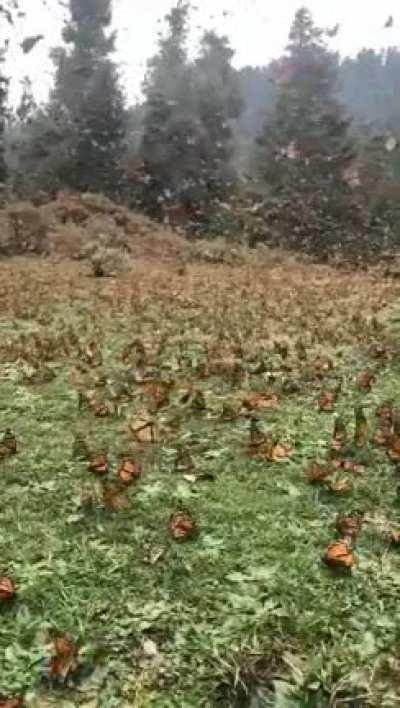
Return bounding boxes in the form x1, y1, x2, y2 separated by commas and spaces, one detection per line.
5, 0, 400, 106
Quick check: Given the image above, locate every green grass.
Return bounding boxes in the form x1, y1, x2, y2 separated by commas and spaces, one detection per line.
2, 270, 400, 707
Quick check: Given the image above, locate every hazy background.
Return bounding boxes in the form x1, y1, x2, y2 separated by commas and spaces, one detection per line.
5, 0, 399, 105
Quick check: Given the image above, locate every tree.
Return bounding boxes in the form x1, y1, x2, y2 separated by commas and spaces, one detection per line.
254, 8, 357, 252
194, 31, 243, 201
0, 42, 8, 184
258, 7, 353, 195
140, 3, 204, 219
50, 0, 126, 195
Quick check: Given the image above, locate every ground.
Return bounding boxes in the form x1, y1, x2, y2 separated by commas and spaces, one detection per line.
1, 253, 400, 707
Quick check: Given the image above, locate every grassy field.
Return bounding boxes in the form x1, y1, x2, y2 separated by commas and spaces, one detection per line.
2, 255, 400, 707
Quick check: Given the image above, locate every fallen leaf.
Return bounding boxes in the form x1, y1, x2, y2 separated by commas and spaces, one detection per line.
373, 426, 392, 447
328, 478, 352, 494
102, 483, 130, 511
270, 442, 292, 461
376, 400, 394, 423
93, 402, 112, 417
323, 540, 355, 569
129, 416, 158, 443
0, 697, 23, 708
49, 634, 79, 683
144, 383, 170, 409
336, 515, 364, 539
0, 577, 16, 604
390, 531, 400, 545
318, 390, 337, 412
331, 417, 347, 453
117, 458, 142, 485
169, 511, 198, 541
305, 461, 332, 483
369, 343, 389, 360
388, 434, 400, 462
242, 392, 279, 410
313, 356, 333, 376
83, 341, 102, 367
88, 453, 109, 476
356, 370, 377, 392
331, 458, 363, 475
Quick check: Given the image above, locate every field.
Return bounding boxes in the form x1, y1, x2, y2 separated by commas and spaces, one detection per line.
2, 251, 400, 707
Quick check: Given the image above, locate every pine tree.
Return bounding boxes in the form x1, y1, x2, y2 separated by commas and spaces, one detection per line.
50, 0, 126, 195
194, 31, 243, 201
140, 3, 203, 219
258, 7, 353, 197
0, 42, 9, 184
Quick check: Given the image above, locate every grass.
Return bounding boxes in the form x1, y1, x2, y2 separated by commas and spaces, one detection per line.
1, 256, 400, 706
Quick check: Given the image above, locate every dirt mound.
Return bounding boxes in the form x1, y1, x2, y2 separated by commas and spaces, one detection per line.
39, 191, 187, 261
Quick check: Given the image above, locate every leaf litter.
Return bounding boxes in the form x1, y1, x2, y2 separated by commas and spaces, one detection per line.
2, 254, 400, 704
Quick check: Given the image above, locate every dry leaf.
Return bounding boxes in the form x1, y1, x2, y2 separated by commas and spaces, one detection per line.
331, 417, 347, 453
117, 458, 142, 485
373, 425, 392, 447
376, 401, 394, 423
88, 453, 109, 476
0, 576, 16, 604
0, 697, 23, 708
390, 531, 400, 545
102, 483, 130, 511
331, 458, 363, 475
388, 434, 400, 462
144, 383, 170, 409
328, 478, 352, 494
336, 515, 364, 539
318, 390, 337, 412
49, 634, 79, 682
323, 540, 355, 569
94, 402, 111, 417
313, 356, 333, 376
169, 511, 198, 541
129, 416, 158, 443
356, 370, 377, 392
305, 461, 332, 483
242, 392, 279, 410
369, 343, 389, 360
84, 340, 102, 367
270, 442, 292, 461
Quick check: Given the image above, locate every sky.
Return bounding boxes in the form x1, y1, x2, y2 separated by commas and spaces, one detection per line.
4, 0, 400, 107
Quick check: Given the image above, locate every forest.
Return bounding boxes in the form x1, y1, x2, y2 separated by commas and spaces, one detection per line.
1, 1, 400, 257
3, 2, 400, 707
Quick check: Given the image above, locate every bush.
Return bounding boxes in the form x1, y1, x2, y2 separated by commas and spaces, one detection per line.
0, 202, 49, 256
90, 244, 129, 277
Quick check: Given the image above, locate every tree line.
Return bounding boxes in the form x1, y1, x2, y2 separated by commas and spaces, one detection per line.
2, 0, 400, 255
